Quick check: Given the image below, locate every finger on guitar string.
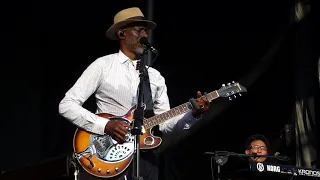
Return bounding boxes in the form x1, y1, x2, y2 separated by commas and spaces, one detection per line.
191, 90, 211, 116
196, 91, 202, 98
116, 124, 130, 137
105, 120, 130, 133
105, 119, 132, 143
119, 121, 131, 130
113, 131, 126, 143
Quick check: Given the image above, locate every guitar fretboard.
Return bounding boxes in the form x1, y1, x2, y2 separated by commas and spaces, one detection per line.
143, 90, 219, 129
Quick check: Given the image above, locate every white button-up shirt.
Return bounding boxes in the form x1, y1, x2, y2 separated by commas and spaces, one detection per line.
59, 50, 199, 135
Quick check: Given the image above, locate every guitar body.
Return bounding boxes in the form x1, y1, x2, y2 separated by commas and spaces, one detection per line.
73, 106, 162, 178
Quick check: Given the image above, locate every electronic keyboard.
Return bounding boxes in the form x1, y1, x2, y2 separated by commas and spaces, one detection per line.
249, 161, 320, 178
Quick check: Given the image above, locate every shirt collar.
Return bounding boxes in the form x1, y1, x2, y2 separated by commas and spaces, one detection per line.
118, 50, 140, 64
118, 50, 130, 64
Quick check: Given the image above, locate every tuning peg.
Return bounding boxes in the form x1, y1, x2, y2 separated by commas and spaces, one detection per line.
229, 97, 232, 100
232, 81, 235, 83
222, 84, 225, 87
227, 82, 231, 85
234, 95, 237, 98
239, 93, 242, 96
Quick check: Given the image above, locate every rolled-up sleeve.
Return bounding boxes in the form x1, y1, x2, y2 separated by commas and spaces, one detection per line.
159, 111, 201, 134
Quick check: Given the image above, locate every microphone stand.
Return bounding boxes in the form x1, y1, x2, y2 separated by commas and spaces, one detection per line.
204, 151, 289, 160
131, 48, 149, 180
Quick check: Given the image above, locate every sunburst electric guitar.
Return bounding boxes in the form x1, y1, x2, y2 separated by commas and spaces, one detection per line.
73, 82, 247, 178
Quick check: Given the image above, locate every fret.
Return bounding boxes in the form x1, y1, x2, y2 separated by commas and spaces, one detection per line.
167, 111, 171, 119
174, 107, 180, 115
173, 107, 179, 115
160, 113, 165, 121
170, 108, 175, 117
182, 103, 191, 112
176, 106, 182, 114
169, 111, 172, 118
165, 112, 169, 119
207, 91, 218, 102
148, 121, 152, 128
164, 111, 168, 119
168, 110, 173, 118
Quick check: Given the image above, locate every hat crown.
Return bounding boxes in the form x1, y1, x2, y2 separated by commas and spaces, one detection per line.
113, 7, 144, 24
106, 7, 155, 40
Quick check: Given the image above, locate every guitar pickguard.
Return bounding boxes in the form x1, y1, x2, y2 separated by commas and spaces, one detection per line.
75, 132, 135, 163
102, 134, 135, 162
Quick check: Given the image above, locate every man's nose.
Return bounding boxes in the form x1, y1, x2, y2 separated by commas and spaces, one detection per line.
140, 30, 148, 38
257, 148, 262, 153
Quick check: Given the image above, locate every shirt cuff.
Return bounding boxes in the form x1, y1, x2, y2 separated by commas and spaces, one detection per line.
194, 114, 202, 120
188, 111, 202, 121
92, 116, 109, 135
182, 111, 201, 130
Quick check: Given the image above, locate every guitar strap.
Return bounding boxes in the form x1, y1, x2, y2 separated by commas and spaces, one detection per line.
142, 66, 162, 146
143, 67, 155, 119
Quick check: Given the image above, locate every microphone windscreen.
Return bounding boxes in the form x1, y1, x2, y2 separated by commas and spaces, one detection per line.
139, 37, 149, 45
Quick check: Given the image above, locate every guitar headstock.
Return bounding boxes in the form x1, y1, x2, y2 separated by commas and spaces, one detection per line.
217, 81, 247, 100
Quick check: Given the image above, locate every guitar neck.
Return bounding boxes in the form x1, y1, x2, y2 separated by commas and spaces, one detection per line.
143, 90, 219, 130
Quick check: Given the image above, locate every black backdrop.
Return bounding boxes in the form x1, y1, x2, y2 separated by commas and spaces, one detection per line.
1, 0, 320, 180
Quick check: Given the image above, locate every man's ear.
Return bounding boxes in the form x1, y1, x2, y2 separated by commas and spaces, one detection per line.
245, 150, 249, 154
117, 30, 125, 40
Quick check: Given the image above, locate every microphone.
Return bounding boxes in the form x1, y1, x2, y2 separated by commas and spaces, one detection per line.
139, 37, 158, 54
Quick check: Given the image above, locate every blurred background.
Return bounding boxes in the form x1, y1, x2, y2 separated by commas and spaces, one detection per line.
1, 0, 320, 179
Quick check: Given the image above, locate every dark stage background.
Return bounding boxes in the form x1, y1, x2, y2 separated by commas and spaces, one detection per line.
1, 0, 320, 180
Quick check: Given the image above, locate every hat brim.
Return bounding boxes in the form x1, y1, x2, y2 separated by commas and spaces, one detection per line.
106, 19, 156, 40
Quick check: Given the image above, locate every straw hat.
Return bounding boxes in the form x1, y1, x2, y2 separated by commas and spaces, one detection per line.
106, 7, 156, 40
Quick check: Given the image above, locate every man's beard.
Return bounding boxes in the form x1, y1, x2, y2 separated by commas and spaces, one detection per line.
134, 47, 144, 56
126, 38, 144, 57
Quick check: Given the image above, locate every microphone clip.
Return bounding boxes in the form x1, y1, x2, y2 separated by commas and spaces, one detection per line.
139, 37, 158, 54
